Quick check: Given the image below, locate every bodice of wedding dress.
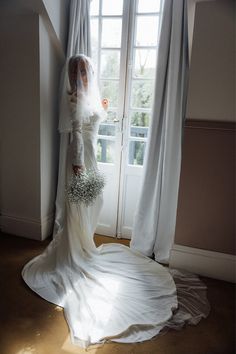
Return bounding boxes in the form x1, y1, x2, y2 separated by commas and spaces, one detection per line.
69, 97, 106, 167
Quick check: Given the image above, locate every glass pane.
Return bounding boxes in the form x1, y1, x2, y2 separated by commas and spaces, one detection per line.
91, 18, 99, 69
137, 0, 161, 13
134, 49, 156, 78
106, 110, 118, 122
101, 50, 120, 78
90, 0, 99, 16
100, 80, 119, 107
97, 139, 115, 163
128, 141, 146, 165
135, 16, 159, 46
102, 0, 123, 15
131, 111, 150, 127
98, 122, 116, 136
131, 81, 154, 109
130, 126, 148, 138
102, 19, 122, 48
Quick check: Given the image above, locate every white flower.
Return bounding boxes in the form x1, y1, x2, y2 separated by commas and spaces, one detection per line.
66, 169, 105, 206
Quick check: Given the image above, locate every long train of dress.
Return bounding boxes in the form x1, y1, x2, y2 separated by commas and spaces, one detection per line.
22, 116, 209, 348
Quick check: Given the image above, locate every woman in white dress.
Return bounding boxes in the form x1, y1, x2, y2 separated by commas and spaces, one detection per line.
22, 54, 209, 348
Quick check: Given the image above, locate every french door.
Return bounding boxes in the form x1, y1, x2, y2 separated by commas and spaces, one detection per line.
90, 0, 162, 238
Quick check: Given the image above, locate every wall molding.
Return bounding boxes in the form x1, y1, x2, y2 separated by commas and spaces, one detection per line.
0, 213, 54, 241
185, 118, 236, 131
169, 244, 236, 283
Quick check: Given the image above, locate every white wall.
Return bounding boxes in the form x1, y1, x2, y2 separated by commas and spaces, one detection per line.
0, 14, 42, 237
186, 0, 235, 121
171, 0, 236, 280
39, 17, 64, 237
0, 1, 68, 240
42, 0, 70, 54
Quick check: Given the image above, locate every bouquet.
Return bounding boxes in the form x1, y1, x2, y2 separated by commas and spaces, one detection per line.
66, 169, 105, 206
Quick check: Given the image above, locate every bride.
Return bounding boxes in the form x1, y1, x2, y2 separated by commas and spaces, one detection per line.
22, 54, 208, 348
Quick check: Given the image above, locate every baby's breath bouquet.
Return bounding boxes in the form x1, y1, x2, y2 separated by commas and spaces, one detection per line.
66, 169, 105, 206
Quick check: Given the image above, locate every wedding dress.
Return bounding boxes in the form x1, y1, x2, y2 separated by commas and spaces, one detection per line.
22, 55, 209, 348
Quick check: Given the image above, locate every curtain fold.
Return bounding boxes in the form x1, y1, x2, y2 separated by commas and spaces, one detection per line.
67, 0, 91, 58
130, 0, 189, 263
53, 0, 91, 236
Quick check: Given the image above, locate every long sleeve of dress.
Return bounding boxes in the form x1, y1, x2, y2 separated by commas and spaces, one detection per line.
69, 99, 84, 166
71, 119, 84, 166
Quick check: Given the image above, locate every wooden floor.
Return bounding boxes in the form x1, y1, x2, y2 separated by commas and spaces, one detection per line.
0, 232, 235, 354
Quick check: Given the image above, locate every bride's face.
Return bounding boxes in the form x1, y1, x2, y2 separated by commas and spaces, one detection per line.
69, 58, 89, 92
78, 60, 88, 87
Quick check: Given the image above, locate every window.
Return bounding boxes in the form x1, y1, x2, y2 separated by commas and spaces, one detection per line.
90, 0, 163, 237
90, 0, 162, 166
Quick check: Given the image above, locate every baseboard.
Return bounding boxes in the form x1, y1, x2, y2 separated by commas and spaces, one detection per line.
0, 213, 54, 241
169, 244, 236, 283
95, 223, 116, 237
118, 226, 132, 239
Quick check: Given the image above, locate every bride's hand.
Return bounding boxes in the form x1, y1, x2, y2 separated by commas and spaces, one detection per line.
101, 98, 109, 111
70, 91, 78, 103
72, 165, 85, 175
70, 91, 84, 102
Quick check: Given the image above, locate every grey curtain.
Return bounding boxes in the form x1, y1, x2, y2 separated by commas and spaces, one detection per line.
131, 0, 189, 263
53, 0, 91, 235
67, 0, 91, 57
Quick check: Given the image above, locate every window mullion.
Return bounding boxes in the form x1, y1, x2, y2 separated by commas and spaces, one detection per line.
121, 0, 136, 134
115, 0, 134, 237
123, 0, 137, 155
117, 0, 132, 125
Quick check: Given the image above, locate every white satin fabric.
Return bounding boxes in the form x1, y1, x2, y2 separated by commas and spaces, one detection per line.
22, 114, 181, 348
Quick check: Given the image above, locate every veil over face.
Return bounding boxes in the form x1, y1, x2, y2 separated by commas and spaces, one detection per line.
59, 54, 103, 132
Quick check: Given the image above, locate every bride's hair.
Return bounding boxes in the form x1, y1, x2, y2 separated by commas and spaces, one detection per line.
67, 54, 94, 95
